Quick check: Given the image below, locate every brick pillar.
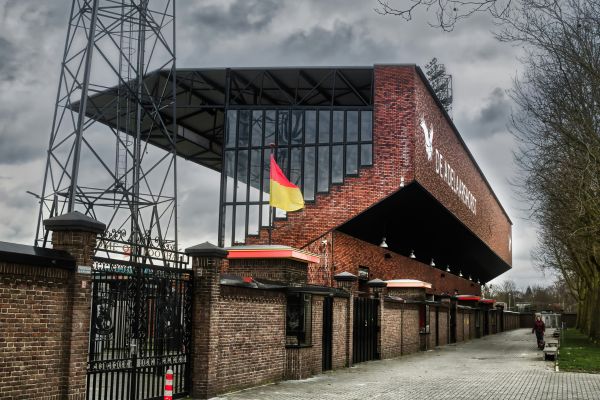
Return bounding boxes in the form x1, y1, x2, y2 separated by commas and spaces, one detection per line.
185, 242, 228, 399
334, 272, 358, 367
44, 211, 105, 400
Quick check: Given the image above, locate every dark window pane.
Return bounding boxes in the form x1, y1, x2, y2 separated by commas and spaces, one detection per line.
224, 205, 233, 247
361, 144, 373, 166
276, 148, 289, 177
332, 145, 343, 184
261, 203, 270, 227
248, 205, 259, 235
317, 146, 329, 192
303, 147, 315, 201
346, 145, 358, 175
332, 111, 344, 143
263, 149, 271, 202
238, 110, 250, 147
251, 110, 263, 147
305, 110, 316, 144
347, 111, 358, 142
225, 150, 235, 202
234, 205, 246, 244
360, 111, 372, 141
265, 110, 276, 145
291, 110, 303, 145
278, 111, 290, 145
318, 110, 330, 143
290, 147, 302, 187
236, 150, 249, 201
249, 149, 262, 202
226, 110, 237, 148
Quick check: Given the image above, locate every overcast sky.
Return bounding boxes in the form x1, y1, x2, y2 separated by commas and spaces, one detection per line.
0, 0, 554, 289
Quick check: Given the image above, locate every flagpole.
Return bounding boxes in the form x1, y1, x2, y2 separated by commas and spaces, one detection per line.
268, 143, 275, 246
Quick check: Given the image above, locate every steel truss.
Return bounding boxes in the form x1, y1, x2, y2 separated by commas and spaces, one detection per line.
35, 0, 178, 264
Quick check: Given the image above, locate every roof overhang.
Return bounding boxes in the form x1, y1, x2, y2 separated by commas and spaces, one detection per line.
386, 279, 432, 289
78, 67, 374, 172
226, 245, 320, 264
337, 183, 511, 283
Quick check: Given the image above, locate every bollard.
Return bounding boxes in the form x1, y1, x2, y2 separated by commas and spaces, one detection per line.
164, 368, 173, 400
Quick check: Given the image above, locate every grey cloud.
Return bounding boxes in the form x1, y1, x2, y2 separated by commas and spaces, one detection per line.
279, 20, 390, 64
459, 87, 512, 138
184, 0, 282, 36
0, 38, 17, 79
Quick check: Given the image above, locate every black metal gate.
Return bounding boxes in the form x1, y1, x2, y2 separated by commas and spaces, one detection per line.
353, 297, 379, 364
322, 296, 333, 371
87, 257, 192, 400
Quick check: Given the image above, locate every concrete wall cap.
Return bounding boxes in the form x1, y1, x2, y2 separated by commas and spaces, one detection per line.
333, 271, 358, 282
185, 241, 228, 258
43, 211, 106, 234
367, 278, 387, 288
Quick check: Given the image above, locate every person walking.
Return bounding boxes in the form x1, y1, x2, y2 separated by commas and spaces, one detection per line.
532, 315, 545, 349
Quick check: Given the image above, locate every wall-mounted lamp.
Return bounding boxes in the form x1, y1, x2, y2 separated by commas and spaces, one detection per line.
430, 258, 436, 267
409, 250, 416, 259
380, 237, 388, 248
468, 275, 472, 281
446, 265, 451, 272
459, 270, 463, 277
477, 279, 481, 285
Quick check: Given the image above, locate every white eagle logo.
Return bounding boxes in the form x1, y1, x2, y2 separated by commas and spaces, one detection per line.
420, 117, 434, 161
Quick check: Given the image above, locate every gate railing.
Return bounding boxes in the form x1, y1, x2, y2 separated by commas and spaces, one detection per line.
87, 256, 192, 400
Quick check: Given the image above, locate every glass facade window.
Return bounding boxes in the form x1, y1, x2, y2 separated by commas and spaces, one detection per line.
221, 108, 373, 246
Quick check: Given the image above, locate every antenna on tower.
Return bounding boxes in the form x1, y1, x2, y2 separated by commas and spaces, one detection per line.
35, 0, 179, 265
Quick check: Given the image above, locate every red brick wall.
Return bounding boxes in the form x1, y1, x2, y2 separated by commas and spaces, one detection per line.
401, 304, 420, 355
332, 232, 480, 296
456, 309, 465, 342
438, 308, 449, 345
428, 307, 437, 349
247, 66, 415, 249
0, 262, 71, 400
227, 259, 308, 284
285, 296, 324, 379
413, 70, 512, 266
332, 297, 349, 369
381, 300, 403, 359
214, 286, 286, 394
504, 312, 520, 331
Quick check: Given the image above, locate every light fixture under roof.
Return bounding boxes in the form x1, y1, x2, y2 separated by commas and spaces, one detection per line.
430, 258, 435, 267
409, 250, 416, 259
446, 265, 451, 272
468, 275, 472, 281
459, 270, 463, 277
477, 279, 481, 284
380, 237, 388, 248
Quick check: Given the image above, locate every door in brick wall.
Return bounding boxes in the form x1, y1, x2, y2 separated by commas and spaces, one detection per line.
87, 257, 192, 400
322, 296, 334, 371
353, 297, 379, 364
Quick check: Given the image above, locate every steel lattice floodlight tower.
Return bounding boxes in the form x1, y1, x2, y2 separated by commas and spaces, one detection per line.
35, 0, 179, 265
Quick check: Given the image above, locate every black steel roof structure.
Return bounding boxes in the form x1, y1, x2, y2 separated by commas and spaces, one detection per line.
81, 67, 374, 172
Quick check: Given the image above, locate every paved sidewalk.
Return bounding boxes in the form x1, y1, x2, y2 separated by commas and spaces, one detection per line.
213, 329, 600, 400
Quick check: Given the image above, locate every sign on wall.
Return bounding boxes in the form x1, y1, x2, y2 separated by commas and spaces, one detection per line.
420, 117, 477, 215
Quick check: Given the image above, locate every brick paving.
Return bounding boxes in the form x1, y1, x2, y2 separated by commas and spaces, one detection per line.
213, 329, 600, 400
